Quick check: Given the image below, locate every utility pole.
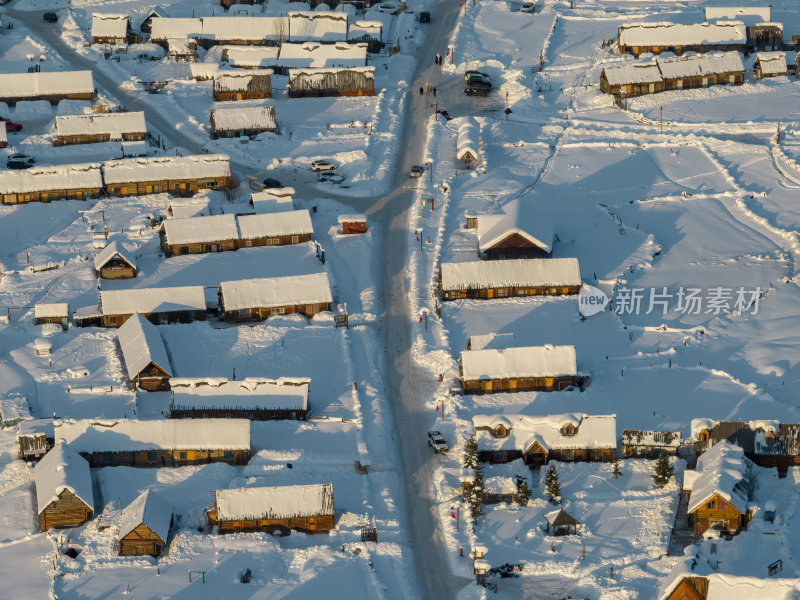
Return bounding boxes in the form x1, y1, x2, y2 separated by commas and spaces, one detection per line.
505, 92, 510, 121
777, 124, 781, 144
434, 100, 438, 122
429, 161, 433, 182
660, 105, 663, 135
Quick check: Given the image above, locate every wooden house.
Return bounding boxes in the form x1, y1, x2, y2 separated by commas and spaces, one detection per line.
35, 441, 94, 531
218, 272, 333, 322
117, 313, 173, 391
160, 214, 239, 256
288, 67, 374, 97
754, 51, 787, 77
210, 106, 276, 139
34, 303, 69, 328
473, 413, 617, 466
103, 154, 231, 197
748, 23, 783, 52
118, 490, 172, 557
222, 46, 281, 69
18, 418, 55, 460
657, 52, 744, 91
0, 162, 103, 204
288, 11, 348, 43
543, 509, 581, 536
212, 70, 272, 101
599, 63, 664, 98
0, 71, 94, 106
617, 22, 747, 57
685, 441, 751, 535
54, 112, 146, 146
277, 42, 368, 70
659, 574, 800, 600
207, 483, 335, 534
460, 344, 579, 394
622, 429, 682, 457
237, 210, 313, 247
91, 13, 134, 45
94, 240, 136, 279
660, 576, 710, 600
476, 199, 553, 259
347, 21, 382, 53
99, 286, 207, 327
150, 17, 290, 49
168, 377, 310, 420
139, 10, 164, 34
338, 214, 366, 234
55, 418, 252, 467
438, 258, 581, 301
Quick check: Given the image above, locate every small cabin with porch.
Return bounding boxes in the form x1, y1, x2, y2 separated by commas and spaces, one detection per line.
169, 377, 309, 420
0, 162, 103, 204
160, 214, 240, 257
94, 241, 137, 279
237, 210, 313, 248
34, 303, 69, 328
91, 13, 134, 45
54, 112, 146, 146
103, 154, 231, 197
210, 106, 276, 139
117, 313, 173, 391
207, 483, 335, 534
18, 418, 55, 460
622, 429, 682, 458
55, 418, 252, 467
338, 214, 367, 234
473, 413, 617, 466
476, 200, 553, 260
118, 490, 172, 557
212, 70, 272, 101
617, 21, 747, 57
218, 272, 333, 322
0, 71, 94, 106
288, 67, 375, 98
35, 441, 94, 531
99, 286, 207, 327
754, 52, 787, 78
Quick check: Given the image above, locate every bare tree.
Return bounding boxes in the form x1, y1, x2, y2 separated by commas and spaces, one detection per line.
272, 17, 288, 45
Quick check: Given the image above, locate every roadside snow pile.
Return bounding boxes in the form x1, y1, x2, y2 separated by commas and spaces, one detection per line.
455, 116, 479, 163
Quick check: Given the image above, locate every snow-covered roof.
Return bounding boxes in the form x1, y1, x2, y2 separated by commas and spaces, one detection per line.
169, 377, 309, 411
705, 6, 770, 24
219, 272, 333, 311
35, 440, 93, 514
621, 429, 682, 447
278, 42, 367, 68
337, 214, 366, 223
151, 17, 290, 43
102, 154, 231, 185
691, 417, 717, 439
94, 240, 136, 271
602, 62, 662, 86
468, 332, 515, 351
659, 573, 800, 600
213, 70, 272, 92
118, 490, 172, 543
168, 38, 197, 56
484, 475, 517, 495
619, 21, 747, 47
91, 13, 129, 39
687, 441, 750, 514
455, 116, 479, 161
214, 483, 334, 520
162, 214, 239, 245
289, 12, 348, 42
237, 210, 313, 239
100, 286, 207, 315
250, 191, 294, 214
168, 198, 210, 219
19, 417, 55, 439
56, 418, 251, 452
440, 258, 581, 290
117, 313, 172, 380
477, 199, 554, 253
211, 106, 276, 132
55, 112, 146, 139
461, 345, 577, 380
0, 162, 103, 195
656, 52, 744, 79
348, 20, 382, 42
34, 303, 68, 319
0, 394, 31, 424
150, 17, 201, 40
189, 63, 219, 80
473, 413, 617, 452
223, 46, 281, 68
756, 51, 787, 75
0, 71, 94, 100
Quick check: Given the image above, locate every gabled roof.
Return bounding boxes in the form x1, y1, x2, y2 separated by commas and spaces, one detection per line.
0, 71, 95, 101
56, 112, 146, 138
602, 63, 662, 86
473, 413, 617, 452
461, 345, 576, 380
687, 441, 750, 514
755, 51, 787, 75
118, 490, 172, 543
211, 106, 276, 132
117, 313, 172, 380
102, 154, 230, 185
219, 272, 332, 311
476, 198, 554, 253
277, 42, 367, 68
214, 483, 334, 520
0, 162, 103, 195
618, 21, 746, 47
35, 440, 93, 514
34, 303, 68, 319
94, 240, 136, 271
656, 52, 744, 79
100, 286, 207, 316
544, 508, 580, 527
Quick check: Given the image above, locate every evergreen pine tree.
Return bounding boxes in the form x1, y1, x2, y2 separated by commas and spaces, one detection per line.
544, 464, 561, 505
516, 478, 532, 506
612, 459, 622, 479
469, 463, 484, 527
652, 452, 674, 488
463, 436, 478, 469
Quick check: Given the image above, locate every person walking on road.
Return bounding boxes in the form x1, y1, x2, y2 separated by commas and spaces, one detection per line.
419, 86, 424, 95
433, 87, 437, 96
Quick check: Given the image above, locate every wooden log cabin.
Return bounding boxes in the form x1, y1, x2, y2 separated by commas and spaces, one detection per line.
622, 429, 682, 458
117, 313, 173, 392
599, 63, 664, 98
218, 272, 333, 322
288, 67, 375, 98
237, 210, 313, 247
212, 70, 272, 101
472, 413, 617, 466
438, 258, 581, 301
347, 21, 382, 54
754, 51, 787, 78
288, 11, 348, 43
35, 441, 94, 531
168, 377, 310, 420
99, 286, 207, 328
338, 214, 367, 234
54, 112, 146, 146
34, 303, 69, 328
659, 574, 800, 600
476, 198, 553, 259
617, 21, 747, 57
207, 483, 335, 534
55, 418, 252, 467
0, 71, 94, 106
103, 154, 231, 197
460, 344, 580, 394
210, 106, 276, 139
17, 418, 55, 460
160, 214, 240, 257
684, 441, 751, 535
91, 13, 134, 45
0, 162, 103, 204
149, 17, 290, 50
277, 42, 368, 72
657, 52, 744, 92
94, 240, 137, 279
118, 490, 172, 557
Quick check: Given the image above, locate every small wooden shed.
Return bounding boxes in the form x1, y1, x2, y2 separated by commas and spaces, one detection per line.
35, 441, 94, 531
94, 240, 137, 279
544, 508, 580, 536
117, 313, 173, 391
338, 214, 367, 234
288, 67, 375, 98
91, 13, 133, 45
34, 303, 69, 329
118, 490, 172, 556
18, 418, 55, 460
754, 52, 787, 78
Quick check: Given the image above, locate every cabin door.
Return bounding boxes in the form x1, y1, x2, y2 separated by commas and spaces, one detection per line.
145, 185, 153, 194
483, 381, 492, 393
236, 93, 243, 100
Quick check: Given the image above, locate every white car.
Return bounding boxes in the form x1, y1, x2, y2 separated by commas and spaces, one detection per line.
410, 165, 426, 178
310, 159, 337, 172
428, 431, 449, 453
376, 3, 398, 14
520, 2, 535, 12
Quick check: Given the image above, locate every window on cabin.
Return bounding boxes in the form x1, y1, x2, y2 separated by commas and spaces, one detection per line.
102, 451, 112, 464
494, 426, 507, 438
271, 307, 284, 316
561, 424, 575, 437
700, 430, 709, 442
147, 451, 158, 462
224, 451, 234, 459
179, 451, 187, 460
718, 500, 726, 510
766, 433, 775, 446
108, 316, 117, 325
707, 501, 714, 509
497, 288, 509, 297
291, 236, 299, 244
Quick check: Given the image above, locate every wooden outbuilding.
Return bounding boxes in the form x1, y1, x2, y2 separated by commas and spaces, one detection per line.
94, 240, 137, 279
207, 483, 335, 534
212, 70, 272, 101
0, 71, 94, 106
657, 52, 744, 92
99, 286, 207, 327
754, 51, 787, 77
18, 418, 55, 460
544, 509, 581, 536
55, 418, 252, 467
439, 258, 581, 301
288, 11, 348, 43
617, 21, 747, 57
34, 303, 69, 328
338, 214, 366, 234
218, 272, 333, 322
160, 214, 240, 256
473, 413, 617, 466
599, 63, 664, 98
168, 377, 310, 420
91, 13, 134, 45
103, 154, 231, 197
150, 17, 290, 49
237, 210, 313, 247
622, 429, 682, 457
117, 313, 173, 391
139, 10, 165, 34
288, 67, 375, 97
35, 441, 94, 531
54, 112, 146, 146
0, 162, 103, 204
118, 490, 172, 557
277, 42, 368, 71
476, 199, 553, 259
660, 574, 800, 600
347, 21, 382, 53
210, 106, 276, 139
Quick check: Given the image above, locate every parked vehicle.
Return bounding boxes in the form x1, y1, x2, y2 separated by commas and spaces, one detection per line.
310, 159, 336, 172
410, 165, 425, 178
4, 120, 22, 132
464, 70, 490, 82
43, 12, 58, 23
428, 431, 449, 453
465, 82, 492, 96
467, 73, 492, 87
376, 3, 398, 14
318, 172, 344, 184
7, 154, 35, 169
520, 2, 536, 12
419, 11, 431, 23
262, 177, 282, 189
